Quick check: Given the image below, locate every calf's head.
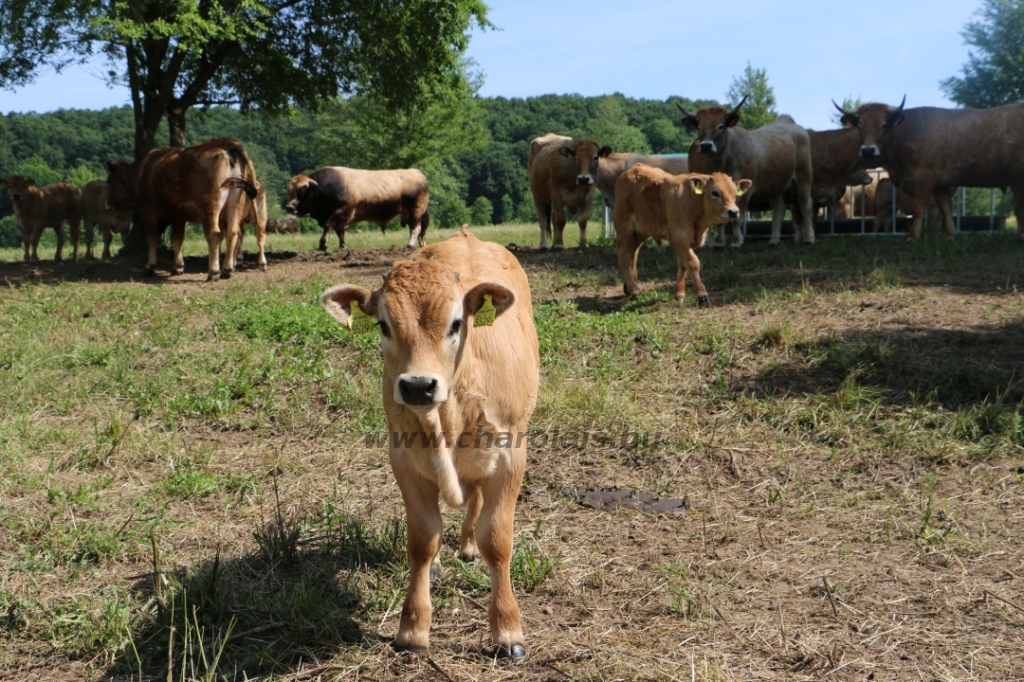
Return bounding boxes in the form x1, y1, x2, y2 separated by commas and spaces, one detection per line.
105, 161, 138, 211
560, 139, 612, 186
834, 97, 905, 161
321, 259, 516, 414
692, 172, 751, 221
0, 175, 35, 203
285, 174, 317, 216
679, 97, 746, 155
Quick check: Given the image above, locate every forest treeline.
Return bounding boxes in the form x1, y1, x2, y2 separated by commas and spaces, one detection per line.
0, 93, 718, 234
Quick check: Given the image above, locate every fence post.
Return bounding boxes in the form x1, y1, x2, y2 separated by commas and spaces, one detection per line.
956, 187, 963, 234
604, 203, 611, 240
990, 188, 995, 231
891, 178, 897, 234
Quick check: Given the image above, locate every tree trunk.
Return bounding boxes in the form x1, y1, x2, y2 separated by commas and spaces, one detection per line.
167, 104, 187, 147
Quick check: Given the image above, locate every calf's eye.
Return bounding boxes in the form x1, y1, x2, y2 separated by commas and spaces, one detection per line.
712, 190, 721, 198
378, 320, 390, 338
449, 319, 463, 336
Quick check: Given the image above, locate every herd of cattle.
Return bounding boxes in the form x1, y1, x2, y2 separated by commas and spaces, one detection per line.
3, 97, 1023, 295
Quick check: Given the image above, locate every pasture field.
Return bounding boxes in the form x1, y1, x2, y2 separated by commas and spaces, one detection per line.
1, 223, 1024, 681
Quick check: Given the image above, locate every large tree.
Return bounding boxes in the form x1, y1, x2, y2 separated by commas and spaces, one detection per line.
0, 0, 490, 160
942, 0, 1024, 108
726, 62, 777, 130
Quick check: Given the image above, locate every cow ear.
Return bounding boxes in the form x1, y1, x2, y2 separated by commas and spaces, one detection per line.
26, 178, 34, 187
886, 111, 905, 128
681, 115, 700, 131
598, 145, 613, 158
305, 179, 318, 191
464, 282, 515, 326
688, 177, 705, 195
321, 284, 378, 328
559, 146, 576, 159
724, 112, 741, 128
736, 179, 752, 196
840, 113, 859, 129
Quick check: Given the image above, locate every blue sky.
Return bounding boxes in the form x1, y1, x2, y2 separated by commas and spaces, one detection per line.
0, 1, 983, 132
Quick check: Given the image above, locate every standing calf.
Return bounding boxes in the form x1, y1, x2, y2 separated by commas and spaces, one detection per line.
1, 176, 81, 262
321, 228, 539, 661
614, 166, 750, 304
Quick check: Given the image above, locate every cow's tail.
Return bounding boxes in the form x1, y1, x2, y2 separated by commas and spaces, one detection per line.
221, 176, 258, 199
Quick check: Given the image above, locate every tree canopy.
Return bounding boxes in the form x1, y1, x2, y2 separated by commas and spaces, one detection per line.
0, 0, 489, 159
726, 62, 778, 130
942, 0, 1024, 108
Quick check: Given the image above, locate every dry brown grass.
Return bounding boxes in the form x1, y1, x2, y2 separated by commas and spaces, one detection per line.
1, 226, 1023, 681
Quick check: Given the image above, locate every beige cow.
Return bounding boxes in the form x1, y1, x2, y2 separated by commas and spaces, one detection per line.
80, 180, 133, 261
221, 176, 268, 271
1, 176, 81, 262
321, 227, 539, 661
614, 165, 750, 304
528, 133, 612, 249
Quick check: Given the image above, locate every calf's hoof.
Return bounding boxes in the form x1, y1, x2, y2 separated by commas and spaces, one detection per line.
171, 266, 184, 276
206, 271, 221, 282
392, 642, 427, 656
804, 241, 815, 248
143, 266, 157, 278
259, 263, 268, 272
221, 269, 233, 279
494, 643, 526, 663
697, 295, 710, 307
552, 244, 565, 251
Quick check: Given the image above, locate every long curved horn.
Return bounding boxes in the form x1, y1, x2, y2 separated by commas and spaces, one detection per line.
896, 94, 906, 111
731, 95, 747, 114
833, 98, 857, 117
675, 102, 697, 119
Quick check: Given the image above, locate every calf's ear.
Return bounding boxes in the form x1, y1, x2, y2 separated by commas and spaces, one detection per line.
688, 177, 705, 195
736, 179, 753, 196
599, 145, 613, 158
559, 146, 577, 159
885, 111, 905, 128
26, 178, 35, 187
464, 282, 515, 325
321, 284, 378, 326
840, 113, 859, 129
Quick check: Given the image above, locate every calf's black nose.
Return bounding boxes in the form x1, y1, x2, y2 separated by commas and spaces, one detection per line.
699, 142, 714, 153
727, 209, 739, 218
399, 377, 437, 405
576, 176, 592, 186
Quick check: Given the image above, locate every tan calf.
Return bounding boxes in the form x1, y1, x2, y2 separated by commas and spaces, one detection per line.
220, 176, 268, 271
614, 166, 750, 304
528, 133, 612, 249
321, 228, 539, 661
80, 180, 133, 261
1, 176, 81, 262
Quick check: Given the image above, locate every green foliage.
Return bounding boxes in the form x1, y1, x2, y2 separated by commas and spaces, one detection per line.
726, 62, 778, 130
584, 95, 650, 154
0, 215, 19, 248
15, 154, 62, 186
829, 96, 864, 127
65, 164, 101, 190
500, 194, 514, 224
469, 195, 494, 225
942, 0, 1024, 108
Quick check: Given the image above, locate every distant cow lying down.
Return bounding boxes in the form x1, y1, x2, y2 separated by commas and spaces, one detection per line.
321, 227, 539, 661
614, 165, 750, 304
285, 166, 430, 251
265, 216, 300, 234
1, 176, 82, 262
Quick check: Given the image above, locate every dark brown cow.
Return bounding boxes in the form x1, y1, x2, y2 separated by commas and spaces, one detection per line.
614, 166, 750, 304
681, 99, 815, 247
836, 98, 1024, 240
107, 138, 258, 280
791, 128, 878, 223
80, 180, 133, 261
872, 178, 941, 233
265, 216, 300, 234
597, 153, 689, 212
528, 133, 612, 249
0, 176, 81, 262
285, 167, 430, 251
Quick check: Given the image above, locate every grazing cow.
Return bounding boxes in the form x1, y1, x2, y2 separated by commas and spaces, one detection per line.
285, 167, 430, 251
265, 216, 300, 234
597, 153, 689, 212
107, 137, 258, 280
528, 133, 612, 249
321, 227, 539, 661
0, 176, 81, 262
833, 171, 887, 219
80, 180, 133, 261
836, 98, 1024, 240
614, 165, 751, 304
681, 98, 815, 247
872, 178, 941, 233
221, 176, 268, 271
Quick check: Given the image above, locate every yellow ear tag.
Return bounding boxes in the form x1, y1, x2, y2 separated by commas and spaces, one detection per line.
474, 294, 496, 327
736, 187, 745, 197
693, 182, 704, 195
348, 300, 376, 335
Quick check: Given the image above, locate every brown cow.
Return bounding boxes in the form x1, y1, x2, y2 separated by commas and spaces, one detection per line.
614, 165, 751, 304
836, 98, 1024, 240
681, 99, 815, 247
106, 137, 258, 280
832, 171, 887, 219
221, 176, 267, 271
597, 153, 689, 212
872, 178, 942, 233
528, 133, 612, 249
0, 176, 81, 262
80, 180, 133, 261
792, 128, 879, 223
265, 216, 300, 234
285, 167, 430, 251
321, 227, 539, 661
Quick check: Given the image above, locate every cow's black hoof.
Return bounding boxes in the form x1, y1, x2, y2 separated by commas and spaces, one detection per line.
206, 271, 220, 282
221, 269, 233, 279
171, 267, 184, 276
143, 266, 157, 277
697, 295, 710, 307
804, 241, 815, 248
392, 642, 427, 656
494, 643, 526, 663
